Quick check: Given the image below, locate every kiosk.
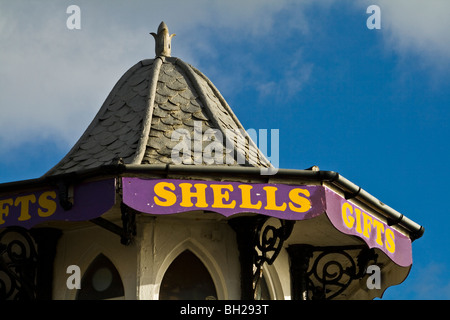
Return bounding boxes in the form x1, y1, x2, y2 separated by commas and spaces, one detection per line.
0, 22, 424, 300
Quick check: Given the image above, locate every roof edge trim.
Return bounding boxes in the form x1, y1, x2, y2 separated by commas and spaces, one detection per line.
130, 56, 164, 164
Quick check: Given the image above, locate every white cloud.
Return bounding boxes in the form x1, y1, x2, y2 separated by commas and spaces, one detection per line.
381, 0, 450, 56
357, 0, 450, 66
0, 3, 144, 148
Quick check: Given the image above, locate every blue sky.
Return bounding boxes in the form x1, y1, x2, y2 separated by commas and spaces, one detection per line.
1, 1, 449, 299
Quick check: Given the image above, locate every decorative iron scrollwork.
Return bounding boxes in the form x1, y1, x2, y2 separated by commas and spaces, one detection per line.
229, 216, 295, 300
0, 227, 38, 300
288, 244, 378, 300
255, 218, 295, 266
253, 218, 294, 298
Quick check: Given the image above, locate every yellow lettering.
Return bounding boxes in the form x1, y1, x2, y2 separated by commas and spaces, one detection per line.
288, 188, 311, 213
385, 228, 396, 253
0, 198, 13, 225
211, 184, 236, 209
341, 202, 355, 228
263, 186, 286, 211
179, 183, 208, 208
355, 208, 363, 234
372, 219, 385, 246
38, 191, 57, 218
238, 185, 262, 209
362, 212, 373, 239
342, 201, 394, 253
14, 194, 36, 221
154, 182, 177, 207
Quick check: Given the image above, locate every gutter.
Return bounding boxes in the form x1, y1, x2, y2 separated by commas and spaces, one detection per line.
327, 174, 424, 241
0, 164, 424, 240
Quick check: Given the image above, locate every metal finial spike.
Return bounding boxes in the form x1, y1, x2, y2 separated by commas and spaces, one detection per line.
150, 21, 175, 57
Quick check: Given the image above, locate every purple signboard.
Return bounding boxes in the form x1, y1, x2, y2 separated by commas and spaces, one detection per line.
0, 179, 116, 229
122, 178, 412, 267
324, 188, 412, 267
122, 178, 326, 221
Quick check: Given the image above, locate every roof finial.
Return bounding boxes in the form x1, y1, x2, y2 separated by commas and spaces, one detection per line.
150, 21, 175, 57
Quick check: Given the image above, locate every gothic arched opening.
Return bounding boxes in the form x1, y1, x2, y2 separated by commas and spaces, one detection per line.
76, 253, 124, 300
159, 250, 217, 300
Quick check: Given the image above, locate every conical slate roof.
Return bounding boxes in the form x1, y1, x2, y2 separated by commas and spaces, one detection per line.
45, 22, 271, 177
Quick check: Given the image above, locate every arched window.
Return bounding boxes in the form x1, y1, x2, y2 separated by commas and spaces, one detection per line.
159, 250, 217, 300
76, 253, 124, 300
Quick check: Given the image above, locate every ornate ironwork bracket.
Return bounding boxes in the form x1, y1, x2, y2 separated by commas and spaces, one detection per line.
287, 244, 378, 300
0, 226, 61, 300
0, 227, 38, 300
57, 181, 73, 211
90, 202, 137, 246
229, 216, 295, 300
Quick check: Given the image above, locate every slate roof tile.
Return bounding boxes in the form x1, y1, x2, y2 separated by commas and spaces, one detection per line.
72, 152, 92, 162
158, 102, 180, 111
115, 125, 132, 136
125, 116, 142, 129
160, 115, 182, 126
193, 110, 209, 121
127, 95, 147, 112
106, 139, 126, 151
166, 79, 187, 91
132, 80, 148, 93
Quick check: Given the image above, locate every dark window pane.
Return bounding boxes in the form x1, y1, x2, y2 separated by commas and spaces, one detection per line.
77, 254, 124, 300
159, 250, 217, 300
